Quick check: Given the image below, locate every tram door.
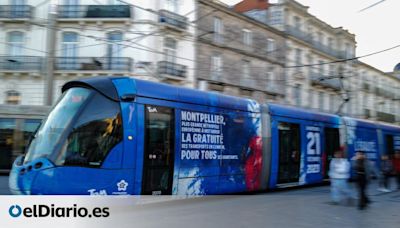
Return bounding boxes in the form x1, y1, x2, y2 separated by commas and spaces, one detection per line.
142, 105, 175, 195
277, 122, 300, 184
324, 128, 340, 178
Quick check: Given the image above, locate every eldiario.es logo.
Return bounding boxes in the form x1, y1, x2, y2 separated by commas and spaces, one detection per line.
8, 204, 109, 218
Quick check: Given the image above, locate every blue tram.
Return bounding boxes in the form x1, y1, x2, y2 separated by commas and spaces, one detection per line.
9, 77, 400, 195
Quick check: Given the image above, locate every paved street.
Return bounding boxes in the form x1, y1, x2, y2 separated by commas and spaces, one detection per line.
111, 182, 400, 228
1, 175, 399, 227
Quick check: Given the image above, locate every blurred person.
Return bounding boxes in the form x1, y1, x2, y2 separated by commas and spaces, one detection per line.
394, 152, 400, 190
352, 151, 372, 210
328, 150, 352, 205
378, 154, 393, 192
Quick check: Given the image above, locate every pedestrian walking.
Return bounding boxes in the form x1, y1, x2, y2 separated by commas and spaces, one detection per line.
378, 154, 393, 192
353, 151, 371, 210
393, 152, 400, 190
329, 150, 352, 205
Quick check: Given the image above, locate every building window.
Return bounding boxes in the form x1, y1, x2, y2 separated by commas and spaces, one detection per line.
63, 0, 79, 3
266, 71, 274, 89
328, 37, 334, 49
242, 60, 250, 79
308, 90, 314, 108
270, 10, 282, 25
60, 32, 79, 70
164, 37, 177, 63
345, 43, 352, 58
165, 0, 178, 13
5, 90, 21, 105
242, 29, 252, 46
295, 48, 302, 66
317, 32, 324, 44
319, 61, 324, 75
7, 31, 24, 56
330, 94, 335, 112
319, 91, 324, 110
61, 32, 78, 57
266, 38, 275, 54
107, 31, 123, 58
62, 0, 80, 18
108, 0, 120, 4
294, 84, 301, 106
213, 17, 224, 44
329, 64, 335, 76
11, 0, 26, 17
293, 16, 301, 30
107, 32, 123, 70
211, 53, 222, 80
11, 0, 26, 6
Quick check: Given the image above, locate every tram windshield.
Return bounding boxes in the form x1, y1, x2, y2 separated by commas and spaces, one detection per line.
24, 87, 123, 167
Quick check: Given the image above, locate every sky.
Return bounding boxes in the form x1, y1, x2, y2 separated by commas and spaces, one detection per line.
221, 0, 400, 73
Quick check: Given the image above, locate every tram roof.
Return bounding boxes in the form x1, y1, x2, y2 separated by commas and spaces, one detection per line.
266, 103, 340, 124
62, 76, 259, 113
342, 117, 378, 129
344, 116, 400, 132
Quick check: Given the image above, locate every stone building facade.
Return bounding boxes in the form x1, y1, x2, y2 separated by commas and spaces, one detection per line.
196, 0, 286, 103
234, 0, 400, 123
0, 0, 196, 105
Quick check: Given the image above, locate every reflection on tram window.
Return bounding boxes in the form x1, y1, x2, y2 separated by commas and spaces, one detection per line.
56, 92, 123, 167
21, 120, 41, 153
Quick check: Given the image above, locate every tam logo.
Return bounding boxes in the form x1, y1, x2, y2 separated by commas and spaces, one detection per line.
88, 189, 108, 195
117, 180, 128, 191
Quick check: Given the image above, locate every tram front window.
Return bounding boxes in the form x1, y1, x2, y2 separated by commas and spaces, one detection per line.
24, 87, 123, 167
24, 87, 91, 164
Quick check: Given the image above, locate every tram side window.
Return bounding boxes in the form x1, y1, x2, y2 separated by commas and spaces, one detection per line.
385, 135, 394, 157
57, 93, 123, 167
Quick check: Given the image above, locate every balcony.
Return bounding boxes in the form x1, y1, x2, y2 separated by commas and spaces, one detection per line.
55, 57, 132, 71
310, 71, 341, 91
376, 87, 395, 99
158, 61, 187, 79
284, 25, 312, 43
0, 56, 42, 71
0, 5, 33, 19
57, 5, 131, 21
377, 111, 396, 123
159, 10, 188, 31
266, 83, 285, 96
311, 41, 338, 58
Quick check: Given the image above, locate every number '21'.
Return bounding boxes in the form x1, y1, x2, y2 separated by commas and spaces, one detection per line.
307, 132, 320, 155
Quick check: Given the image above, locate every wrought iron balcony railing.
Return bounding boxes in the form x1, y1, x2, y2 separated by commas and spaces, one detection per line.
158, 61, 187, 78
310, 71, 341, 90
0, 56, 42, 70
0, 5, 33, 19
159, 10, 188, 31
285, 25, 312, 43
311, 40, 338, 57
57, 5, 131, 19
55, 57, 132, 71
